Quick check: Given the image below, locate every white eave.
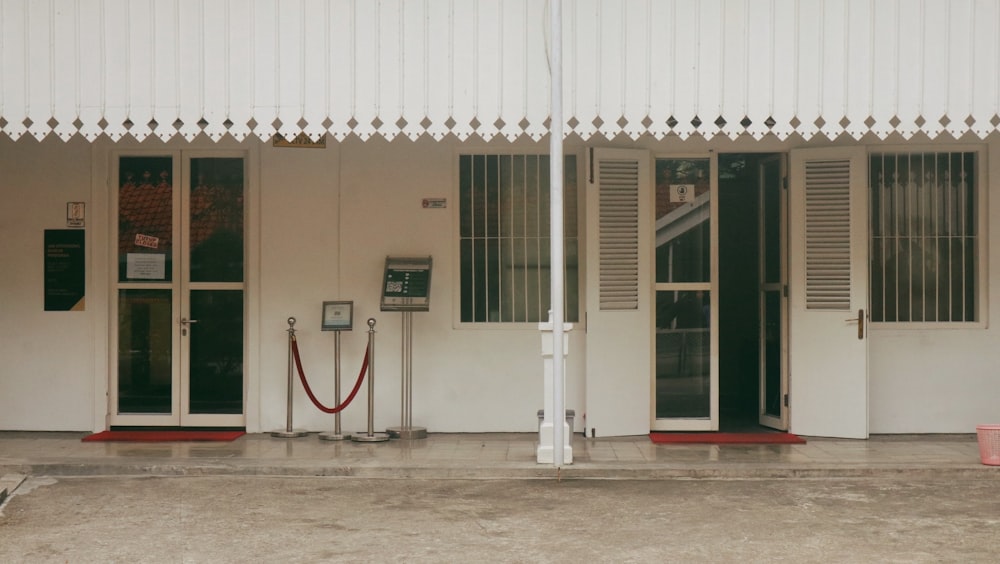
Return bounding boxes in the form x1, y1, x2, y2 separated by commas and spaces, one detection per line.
1, 0, 999, 143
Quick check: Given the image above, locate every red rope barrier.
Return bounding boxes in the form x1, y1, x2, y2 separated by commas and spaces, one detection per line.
291, 336, 369, 414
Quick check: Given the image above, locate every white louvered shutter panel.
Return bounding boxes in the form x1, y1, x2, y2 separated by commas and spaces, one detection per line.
788, 146, 869, 439
804, 159, 851, 310
585, 148, 651, 437
597, 158, 640, 310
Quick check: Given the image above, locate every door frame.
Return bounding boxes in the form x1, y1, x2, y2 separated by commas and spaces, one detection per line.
649, 152, 719, 432
107, 149, 250, 428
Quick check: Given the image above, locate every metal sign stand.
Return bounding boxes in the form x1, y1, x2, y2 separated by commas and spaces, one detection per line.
320, 301, 354, 441
380, 256, 432, 440
386, 311, 427, 439
319, 331, 349, 441
352, 318, 390, 443
271, 317, 309, 438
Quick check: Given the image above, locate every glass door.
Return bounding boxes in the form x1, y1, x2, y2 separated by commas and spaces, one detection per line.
758, 156, 788, 430
112, 153, 246, 427
652, 156, 718, 431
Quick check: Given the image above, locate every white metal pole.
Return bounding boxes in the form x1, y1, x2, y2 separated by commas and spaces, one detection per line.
549, 0, 565, 468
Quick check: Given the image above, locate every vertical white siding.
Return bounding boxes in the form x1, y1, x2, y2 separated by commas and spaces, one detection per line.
2, 0, 1000, 142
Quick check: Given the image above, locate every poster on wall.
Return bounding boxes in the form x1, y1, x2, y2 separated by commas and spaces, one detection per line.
44, 229, 85, 311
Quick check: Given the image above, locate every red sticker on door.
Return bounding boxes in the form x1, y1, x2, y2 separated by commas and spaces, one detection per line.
135, 234, 159, 249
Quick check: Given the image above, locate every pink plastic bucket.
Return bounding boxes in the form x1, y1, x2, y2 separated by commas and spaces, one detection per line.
976, 425, 1000, 466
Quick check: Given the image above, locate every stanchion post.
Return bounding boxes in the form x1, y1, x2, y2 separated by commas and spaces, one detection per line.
319, 330, 350, 441
353, 318, 389, 442
271, 317, 309, 438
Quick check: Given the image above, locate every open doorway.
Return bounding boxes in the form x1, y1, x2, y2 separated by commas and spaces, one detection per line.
718, 153, 787, 432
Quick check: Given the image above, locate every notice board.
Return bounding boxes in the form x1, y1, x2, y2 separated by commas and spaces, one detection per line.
44, 229, 86, 311
380, 256, 432, 312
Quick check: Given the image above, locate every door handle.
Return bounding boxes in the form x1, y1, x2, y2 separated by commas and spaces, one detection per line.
180, 318, 198, 336
844, 309, 864, 340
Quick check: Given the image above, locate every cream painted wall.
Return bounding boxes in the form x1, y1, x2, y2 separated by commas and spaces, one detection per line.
3, 131, 999, 434
256, 137, 586, 434
0, 137, 95, 430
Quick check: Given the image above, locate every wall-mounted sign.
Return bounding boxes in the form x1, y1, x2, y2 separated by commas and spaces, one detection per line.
273, 133, 327, 148
44, 229, 85, 311
380, 256, 432, 312
422, 198, 447, 209
322, 301, 354, 331
66, 202, 85, 228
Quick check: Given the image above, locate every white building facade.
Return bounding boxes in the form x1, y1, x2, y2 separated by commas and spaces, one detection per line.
2, 0, 1000, 439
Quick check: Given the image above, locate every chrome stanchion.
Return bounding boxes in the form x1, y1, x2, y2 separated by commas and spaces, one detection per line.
272, 317, 309, 438
319, 330, 350, 441
387, 311, 427, 439
353, 318, 389, 442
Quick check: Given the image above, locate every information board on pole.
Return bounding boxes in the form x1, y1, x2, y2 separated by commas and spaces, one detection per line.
380, 256, 432, 312
321, 301, 353, 331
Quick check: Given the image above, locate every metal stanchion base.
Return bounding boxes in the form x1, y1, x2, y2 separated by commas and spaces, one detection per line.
270, 429, 310, 438
351, 432, 391, 443
386, 426, 428, 440
318, 432, 351, 441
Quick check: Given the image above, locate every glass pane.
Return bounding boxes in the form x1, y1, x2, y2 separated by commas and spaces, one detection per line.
762, 290, 782, 418
189, 290, 243, 414
119, 157, 173, 282
655, 290, 710, 418
190, 158, 244, 283
118, 289, 172, 414
761, 159, 781, 284
870, 152, 977, 322
655, 158, 711, 283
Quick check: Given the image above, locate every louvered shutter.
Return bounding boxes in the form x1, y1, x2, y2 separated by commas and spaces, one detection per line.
597, 159, 640, 310
804, 160, 852, 310
788, 147, 869, 439
585, 148, 651, 437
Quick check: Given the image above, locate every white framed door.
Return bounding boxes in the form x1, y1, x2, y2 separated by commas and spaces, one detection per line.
650, 154, 718, 432
788, 147, 869, 439
584, 148, 653, 437
758, 155, 789, 430
110, 152, 247, 428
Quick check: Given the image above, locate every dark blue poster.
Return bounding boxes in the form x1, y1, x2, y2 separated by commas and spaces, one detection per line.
44, 229, 86, 311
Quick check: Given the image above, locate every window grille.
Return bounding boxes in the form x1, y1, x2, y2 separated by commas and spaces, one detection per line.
459, 154, 579, 323
869, 152, 977, 322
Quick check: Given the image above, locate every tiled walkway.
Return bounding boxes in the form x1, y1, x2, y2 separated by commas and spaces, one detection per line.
0, 432, 996, 480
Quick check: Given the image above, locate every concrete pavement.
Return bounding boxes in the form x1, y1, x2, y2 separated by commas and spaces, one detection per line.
1, 431, 997, 481
3, 475, 1000, 562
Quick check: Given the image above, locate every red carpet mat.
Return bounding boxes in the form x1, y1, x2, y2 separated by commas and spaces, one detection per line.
82, 430, 245, 442
649, 432, 806, 445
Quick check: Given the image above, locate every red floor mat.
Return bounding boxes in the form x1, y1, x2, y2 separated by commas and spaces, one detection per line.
82, 430, 245, 442
649, 432, 806, 445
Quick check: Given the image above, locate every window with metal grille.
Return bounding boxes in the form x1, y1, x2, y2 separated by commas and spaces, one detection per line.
459, 154, 579, 323
870, 152, 978, 322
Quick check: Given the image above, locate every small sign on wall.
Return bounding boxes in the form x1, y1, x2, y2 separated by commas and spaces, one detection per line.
422, 198, 447, 209
44, 229, 85, 311
66, 202, 85, 228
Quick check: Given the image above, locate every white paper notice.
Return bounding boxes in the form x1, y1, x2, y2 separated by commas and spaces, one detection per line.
670, 184, 693, 203
126, 253, 166, 280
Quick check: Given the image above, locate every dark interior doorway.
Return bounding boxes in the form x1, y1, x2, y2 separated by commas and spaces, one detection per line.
718, 153, 782, 432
